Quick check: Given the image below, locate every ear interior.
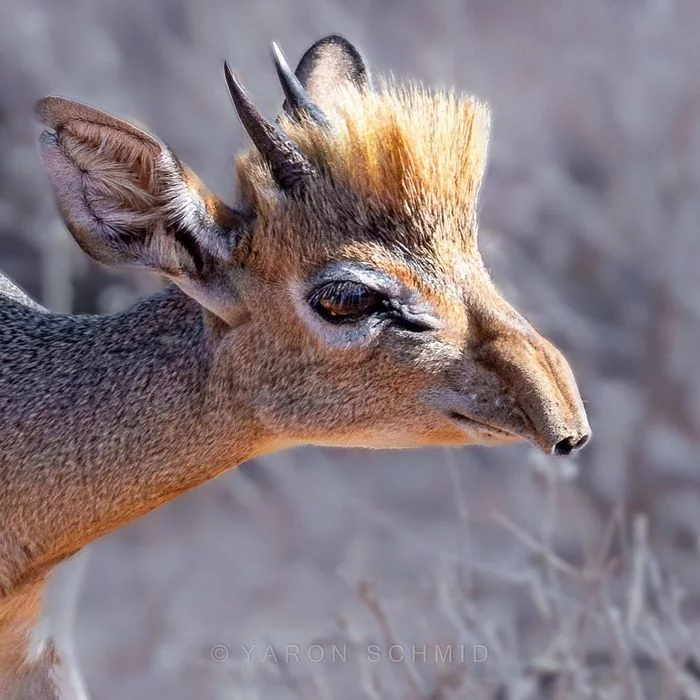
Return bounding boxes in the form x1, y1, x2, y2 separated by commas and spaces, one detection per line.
36, 97, 248, 322
290, 35, 371, 112
37, 104, 162, 267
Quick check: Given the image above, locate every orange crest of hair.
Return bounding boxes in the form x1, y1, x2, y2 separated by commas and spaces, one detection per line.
240, 81, 491, 218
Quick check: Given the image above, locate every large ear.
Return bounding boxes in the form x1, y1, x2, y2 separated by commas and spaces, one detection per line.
35, 97, 250, 323
288, 35, 371, 112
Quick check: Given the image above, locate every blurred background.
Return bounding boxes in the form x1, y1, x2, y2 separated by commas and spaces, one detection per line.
2, 0, 700, 698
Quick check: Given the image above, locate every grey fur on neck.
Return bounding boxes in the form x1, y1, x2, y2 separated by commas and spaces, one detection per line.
0, 279, 218, 593
0, 275, 241, 698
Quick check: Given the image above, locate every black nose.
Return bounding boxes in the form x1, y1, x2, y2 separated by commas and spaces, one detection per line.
554, 433, 590, 456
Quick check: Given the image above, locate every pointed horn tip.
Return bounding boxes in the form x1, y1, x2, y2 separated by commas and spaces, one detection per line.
223, 60, 235, 84
270, 41, 331, 131
224, 60, 246, 88
271, 42, 293, 78
270, 41, 288, 66
223, 61, 249, 106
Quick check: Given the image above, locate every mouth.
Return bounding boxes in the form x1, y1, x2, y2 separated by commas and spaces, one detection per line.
446, 410, 520, 442
446, 410, 590, 456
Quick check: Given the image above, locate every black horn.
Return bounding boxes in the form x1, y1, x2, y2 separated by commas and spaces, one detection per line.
271, 42, 331, 129
224, 61, 315, 194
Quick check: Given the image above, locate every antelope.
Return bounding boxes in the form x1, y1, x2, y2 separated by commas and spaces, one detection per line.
0, 35, 590, 698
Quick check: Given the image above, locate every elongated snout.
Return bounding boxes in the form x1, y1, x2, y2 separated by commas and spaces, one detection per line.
445, 304, 591, 455
475, 326, 590, 454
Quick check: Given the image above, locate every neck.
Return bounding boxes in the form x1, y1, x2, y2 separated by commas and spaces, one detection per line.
0, 285, 273, 694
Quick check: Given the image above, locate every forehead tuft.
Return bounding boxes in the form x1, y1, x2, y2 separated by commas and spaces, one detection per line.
240, 81, 491, 219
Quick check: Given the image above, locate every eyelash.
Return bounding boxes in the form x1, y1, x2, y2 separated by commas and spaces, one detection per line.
308, 281, 382, 323
308, 281, 433, 332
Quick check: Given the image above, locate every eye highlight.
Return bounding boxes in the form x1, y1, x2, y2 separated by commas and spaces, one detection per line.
308, 281, 382, 323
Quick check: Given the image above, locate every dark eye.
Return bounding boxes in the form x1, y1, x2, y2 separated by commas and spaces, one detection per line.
308, 281, 383, 323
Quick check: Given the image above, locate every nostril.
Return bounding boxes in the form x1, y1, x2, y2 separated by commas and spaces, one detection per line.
554, 433, 590, 456
554, 437, 575, 456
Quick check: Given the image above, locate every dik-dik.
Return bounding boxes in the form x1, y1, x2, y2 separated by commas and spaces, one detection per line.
0, 35, 590, 698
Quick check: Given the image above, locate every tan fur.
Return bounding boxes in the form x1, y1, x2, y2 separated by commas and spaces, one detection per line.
241, 82, 489, 221
0, 578, 62, 699
1, 38, 590, 698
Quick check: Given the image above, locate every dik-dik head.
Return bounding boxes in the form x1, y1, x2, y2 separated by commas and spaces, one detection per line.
36, 35, 590, 456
